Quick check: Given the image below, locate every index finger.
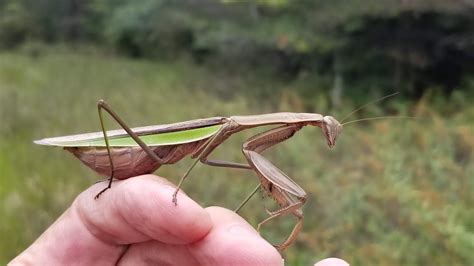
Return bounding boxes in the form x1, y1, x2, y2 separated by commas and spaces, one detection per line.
77, 174, 212, 245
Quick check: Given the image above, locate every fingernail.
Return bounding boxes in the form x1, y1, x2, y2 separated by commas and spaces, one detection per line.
227, 223, 258, 237
314, 258, 349, 266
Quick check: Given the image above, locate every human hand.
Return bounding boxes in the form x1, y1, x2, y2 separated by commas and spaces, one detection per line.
10, 174, 348, 265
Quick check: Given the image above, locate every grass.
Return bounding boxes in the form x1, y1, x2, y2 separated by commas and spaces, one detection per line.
0, 49, 473, 265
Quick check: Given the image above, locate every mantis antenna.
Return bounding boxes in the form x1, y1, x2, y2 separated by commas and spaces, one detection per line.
340, 91, 400, 123
342, 116, 417, 126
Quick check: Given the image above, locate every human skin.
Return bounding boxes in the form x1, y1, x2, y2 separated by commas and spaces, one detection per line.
10, 174, 348, 266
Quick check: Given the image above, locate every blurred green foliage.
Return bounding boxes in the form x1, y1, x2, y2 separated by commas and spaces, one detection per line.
0, 50, 473, 265
0, 0, 473, 98
0, 0, 473, 265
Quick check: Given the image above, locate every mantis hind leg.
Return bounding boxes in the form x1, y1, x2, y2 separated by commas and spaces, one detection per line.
95, 100, 166, 199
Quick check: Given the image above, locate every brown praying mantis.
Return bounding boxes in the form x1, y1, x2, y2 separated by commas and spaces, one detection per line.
34, 93, 403, 251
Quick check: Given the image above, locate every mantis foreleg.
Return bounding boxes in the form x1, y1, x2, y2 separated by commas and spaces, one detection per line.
234, 124, 304, 211
242, 125, 307, 251
257, 203, 303, 252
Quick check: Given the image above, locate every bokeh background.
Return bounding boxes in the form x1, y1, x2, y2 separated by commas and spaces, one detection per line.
1, 0, 473, 265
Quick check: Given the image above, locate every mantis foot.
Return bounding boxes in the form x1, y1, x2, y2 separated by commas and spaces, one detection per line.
94, 186, 110, 200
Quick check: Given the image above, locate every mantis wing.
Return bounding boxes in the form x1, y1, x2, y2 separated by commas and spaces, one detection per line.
34, 124, 222, 147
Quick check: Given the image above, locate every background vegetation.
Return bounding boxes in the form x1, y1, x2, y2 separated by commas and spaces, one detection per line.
0, 0, 473, 265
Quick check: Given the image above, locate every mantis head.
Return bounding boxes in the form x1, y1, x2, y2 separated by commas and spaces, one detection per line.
322, 116, 342, 148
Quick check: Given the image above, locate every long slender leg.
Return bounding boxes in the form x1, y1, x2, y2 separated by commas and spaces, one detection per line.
200, 159, 250, 169
170, 129, 254, 207
234, 183, 261, 213
244, 150, 307, 251
173, 123, 299, 207
172, 127, 225, 204
190, 129, 251, 169
244, 124, 302, 154
241, 125, 308, 251
257, 201, 304, 232
98, 100, 166, 164
257, 207, 304, 251
95, 104, 116, 199
172, 125, 252, 204
233, 124, 303, 211
95, 100, 166, 199
178, 123, 300, 207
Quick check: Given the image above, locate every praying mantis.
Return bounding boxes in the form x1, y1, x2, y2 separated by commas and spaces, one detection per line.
34, 93, 400, 251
